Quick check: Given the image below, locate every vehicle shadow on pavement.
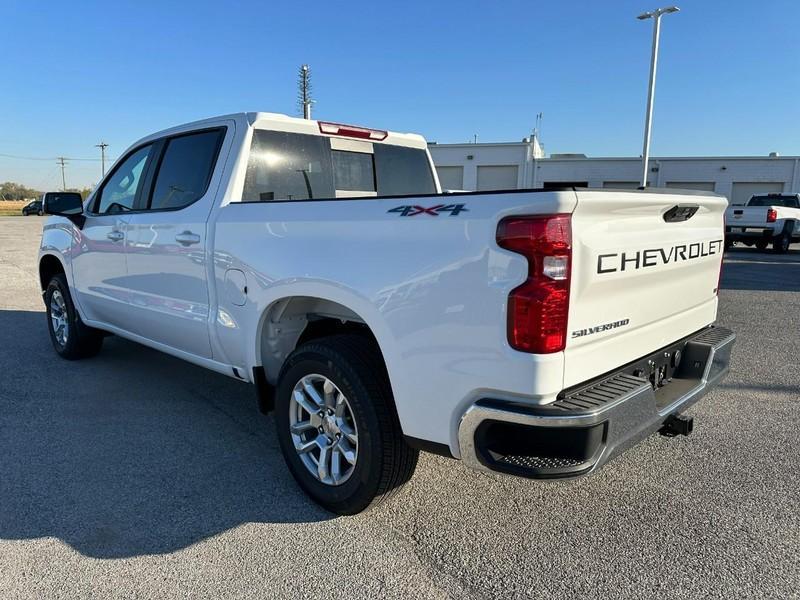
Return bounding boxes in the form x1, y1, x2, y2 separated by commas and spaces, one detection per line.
0, 310, 334, 559
721, 247, 800, 292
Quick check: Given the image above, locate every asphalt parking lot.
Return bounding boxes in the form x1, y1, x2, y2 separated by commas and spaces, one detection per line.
0, 216, 798, 599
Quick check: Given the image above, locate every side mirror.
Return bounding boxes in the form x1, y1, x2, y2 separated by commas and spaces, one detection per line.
43, 192, 85, 228
44, 192, 84, 216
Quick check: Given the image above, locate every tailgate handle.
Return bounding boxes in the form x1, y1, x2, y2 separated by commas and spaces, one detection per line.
663, 204, 699, 223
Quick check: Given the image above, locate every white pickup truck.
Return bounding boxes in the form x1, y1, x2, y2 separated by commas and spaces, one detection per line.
725, 193, 800, 253
39, 112, 735, 514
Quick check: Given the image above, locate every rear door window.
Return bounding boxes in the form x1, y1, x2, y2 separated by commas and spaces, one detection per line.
243, 131, 334, 201
149, 129, 224, 210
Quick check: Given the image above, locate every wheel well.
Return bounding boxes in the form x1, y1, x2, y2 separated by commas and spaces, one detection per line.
259, 297, 383, 385
39, 255, 65, 292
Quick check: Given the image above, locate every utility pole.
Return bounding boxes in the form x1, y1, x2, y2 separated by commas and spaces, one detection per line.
95, 142, 109, 177
298, 64, 313, 119
57, 157, 67, 191
637, 6, 680, 188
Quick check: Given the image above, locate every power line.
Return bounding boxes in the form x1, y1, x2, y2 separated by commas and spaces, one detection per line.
0, 152, 112, 162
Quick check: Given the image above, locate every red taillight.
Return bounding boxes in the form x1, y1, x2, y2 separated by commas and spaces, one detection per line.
767, 208, 777, 223
318, 121, 388, 141
497, 214, 572, 354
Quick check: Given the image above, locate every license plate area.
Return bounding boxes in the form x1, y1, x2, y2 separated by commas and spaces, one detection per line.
620, 338, 688, 392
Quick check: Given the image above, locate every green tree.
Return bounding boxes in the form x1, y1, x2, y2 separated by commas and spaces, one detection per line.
66, 187, 94, 200
0, 181, 42, 201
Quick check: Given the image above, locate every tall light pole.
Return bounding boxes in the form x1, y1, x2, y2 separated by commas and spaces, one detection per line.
637, 6, 680, 188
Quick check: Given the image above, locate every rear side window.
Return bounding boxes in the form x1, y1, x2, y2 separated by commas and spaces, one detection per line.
243, 131, 334, 201
331, 150, 375, 192
374, 145, 435, 196
95, 144, 153, 214
149, 129, 224, 210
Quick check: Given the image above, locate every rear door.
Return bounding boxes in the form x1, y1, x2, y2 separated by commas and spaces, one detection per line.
563, 189, 728, 388
123, 125, 231, 358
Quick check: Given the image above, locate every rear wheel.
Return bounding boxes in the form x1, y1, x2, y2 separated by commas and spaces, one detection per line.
773, 232, 791, 254
755, 240, 769, 251
275, 334, 418, 515
45, 273, 104, 359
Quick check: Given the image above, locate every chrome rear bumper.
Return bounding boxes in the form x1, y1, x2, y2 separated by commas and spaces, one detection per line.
458, 326, 735, 479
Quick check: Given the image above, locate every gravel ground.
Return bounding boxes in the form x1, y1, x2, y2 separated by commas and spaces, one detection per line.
0, 216, 798, 599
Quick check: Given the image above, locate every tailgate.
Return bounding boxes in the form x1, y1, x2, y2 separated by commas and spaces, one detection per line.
563, 189, 727, 388
726, 206, 771, 227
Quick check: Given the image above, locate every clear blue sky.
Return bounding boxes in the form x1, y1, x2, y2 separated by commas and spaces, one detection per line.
2, 0, 798, 189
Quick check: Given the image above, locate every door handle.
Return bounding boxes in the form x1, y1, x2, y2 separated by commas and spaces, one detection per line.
175, 231, 201, 246
106, 230, 124, 242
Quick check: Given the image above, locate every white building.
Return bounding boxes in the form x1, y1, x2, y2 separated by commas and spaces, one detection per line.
429, 137, 800, 205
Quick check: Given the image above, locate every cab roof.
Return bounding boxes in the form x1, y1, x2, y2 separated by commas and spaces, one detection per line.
137, 111, 428, 150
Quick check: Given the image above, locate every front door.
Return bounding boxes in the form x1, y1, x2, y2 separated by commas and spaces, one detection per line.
71, 143, 154, 326
124, 126, 229, 359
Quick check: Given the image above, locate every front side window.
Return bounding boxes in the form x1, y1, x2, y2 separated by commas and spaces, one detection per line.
95, 145, 152, 214
150, 129, 224, 210
243, 131, 334, 201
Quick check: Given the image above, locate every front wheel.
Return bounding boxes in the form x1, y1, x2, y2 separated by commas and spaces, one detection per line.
275, 334, 418, 515
45, 273, 104, 359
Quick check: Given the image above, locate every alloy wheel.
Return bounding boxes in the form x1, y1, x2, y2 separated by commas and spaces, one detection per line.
50, 289, 69, 347
289, 374, 359, 486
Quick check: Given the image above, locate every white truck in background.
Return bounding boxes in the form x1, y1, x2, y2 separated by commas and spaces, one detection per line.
725, 193, 800, 253
38, 112, 735, 514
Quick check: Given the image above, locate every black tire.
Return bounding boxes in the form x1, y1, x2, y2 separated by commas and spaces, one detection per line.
755, 240, 769, 251
724, 237, 733, 251
772, 232, 791, 254
44, 273, 104, 359
275, 334, 418, 515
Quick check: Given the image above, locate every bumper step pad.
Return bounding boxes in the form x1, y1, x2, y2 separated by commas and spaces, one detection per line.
458, 326, 735, 479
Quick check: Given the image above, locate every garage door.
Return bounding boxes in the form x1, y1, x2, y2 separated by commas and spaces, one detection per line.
477, 166, 519, 191
435, 166, 464, 191
665, 182, 716, 192
603, 181, 641, 189
730, 182, 785, 206
542, 181, 588, 189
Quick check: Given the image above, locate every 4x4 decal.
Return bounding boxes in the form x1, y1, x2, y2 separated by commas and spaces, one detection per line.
387, 203, 468, 217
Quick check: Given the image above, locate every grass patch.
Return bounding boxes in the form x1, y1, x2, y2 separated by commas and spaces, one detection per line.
0, 201, 30, 216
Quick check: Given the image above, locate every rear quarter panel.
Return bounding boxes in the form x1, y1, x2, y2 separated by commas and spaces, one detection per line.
210, 191, 577, 451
